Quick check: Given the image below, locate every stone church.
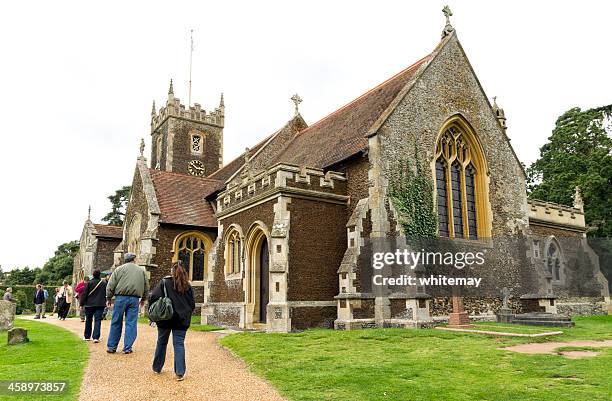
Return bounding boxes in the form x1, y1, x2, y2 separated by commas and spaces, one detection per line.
74, 12, 610, 331
72, 214, 122, 282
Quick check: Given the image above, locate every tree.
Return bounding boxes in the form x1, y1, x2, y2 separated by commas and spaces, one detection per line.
35, 241, 80, 285
527, 105, 612, 237
7, 267, 39, 285
102, 185, 131, 226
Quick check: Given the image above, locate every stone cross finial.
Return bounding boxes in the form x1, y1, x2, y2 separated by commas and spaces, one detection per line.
291, 94, 302, 116
87, 205, 91, 221
442, 5, 455, 37
574, 186, 584, 210
140, 138, 145, 157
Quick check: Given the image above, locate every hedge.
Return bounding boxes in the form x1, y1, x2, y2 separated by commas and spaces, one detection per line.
1, 285, 60, 315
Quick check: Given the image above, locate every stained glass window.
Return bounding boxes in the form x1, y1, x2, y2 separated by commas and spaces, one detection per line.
465, 166, 478, 240
436, 160, 449, 237
434, 125, 483, 239
175, 233, 208, 281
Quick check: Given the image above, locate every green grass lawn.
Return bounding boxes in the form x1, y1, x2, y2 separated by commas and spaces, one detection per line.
221, 316, 612, 401
0, 319, 88, 401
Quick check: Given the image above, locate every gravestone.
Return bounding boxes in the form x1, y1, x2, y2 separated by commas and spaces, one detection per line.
0, 300, 16, 331
497, 287, 513, 323
8, 328, 29, 345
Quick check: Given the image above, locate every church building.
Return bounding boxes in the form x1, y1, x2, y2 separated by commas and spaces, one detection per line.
79, 10, 610, 331
72, 215, 122, 283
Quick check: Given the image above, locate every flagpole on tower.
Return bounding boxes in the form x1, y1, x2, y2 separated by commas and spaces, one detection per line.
188, 29, 194, 107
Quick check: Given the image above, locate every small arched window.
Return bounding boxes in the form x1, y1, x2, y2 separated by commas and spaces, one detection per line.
434, 121, 487, 239
173, 232, 211, 282
225, 228, 242, 276
127, 213, 142, 256
546, 241, 563, 282
156, 136, 162, 167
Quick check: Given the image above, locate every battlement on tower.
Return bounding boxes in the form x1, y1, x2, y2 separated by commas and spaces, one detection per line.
151, 81, 224, 133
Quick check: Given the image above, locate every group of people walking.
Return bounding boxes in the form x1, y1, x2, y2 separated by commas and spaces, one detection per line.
2, 283, 70, 319
4, 252, 196, 381
75, 253, 195, 381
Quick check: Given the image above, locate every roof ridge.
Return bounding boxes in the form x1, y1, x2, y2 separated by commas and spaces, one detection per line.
292, 54, 432, 139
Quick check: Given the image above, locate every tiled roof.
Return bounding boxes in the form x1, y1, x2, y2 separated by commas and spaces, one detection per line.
274, 55, 431, 168
150, 170, 223, 227
92, 224, 123, 239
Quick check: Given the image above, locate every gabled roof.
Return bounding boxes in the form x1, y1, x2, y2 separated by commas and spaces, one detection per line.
150, 169, 223, 227
273, 55, 432, 168
92, 224, 123, 239
207, 114, 307, 184
207, 134, 271, 182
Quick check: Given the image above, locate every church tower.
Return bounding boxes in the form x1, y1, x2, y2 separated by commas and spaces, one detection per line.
150, 79, 224, 176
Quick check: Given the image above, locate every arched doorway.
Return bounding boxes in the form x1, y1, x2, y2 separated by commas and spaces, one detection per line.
259, 238, 269, 323
245, 224, 270, 326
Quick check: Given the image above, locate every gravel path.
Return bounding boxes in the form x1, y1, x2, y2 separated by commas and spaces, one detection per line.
26, 316, 285, 401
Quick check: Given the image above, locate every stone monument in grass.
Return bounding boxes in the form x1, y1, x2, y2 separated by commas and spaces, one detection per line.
496, 287, 513, 324
8, 328, 29, 345
0, 300, 16, 331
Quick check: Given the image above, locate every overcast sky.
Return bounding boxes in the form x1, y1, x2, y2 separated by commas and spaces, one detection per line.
0, 1, 610, 270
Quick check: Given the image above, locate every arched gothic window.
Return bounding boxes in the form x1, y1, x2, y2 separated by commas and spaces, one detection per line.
435, 123, 486, 239
225, 228, 242, 276
173, 232, 211, 282
546, 241, 563, 282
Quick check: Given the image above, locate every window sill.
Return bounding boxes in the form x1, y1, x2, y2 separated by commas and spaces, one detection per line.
225, 273, 242, 281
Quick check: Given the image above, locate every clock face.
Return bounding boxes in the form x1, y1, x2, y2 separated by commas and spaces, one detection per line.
188, 160, 205, 176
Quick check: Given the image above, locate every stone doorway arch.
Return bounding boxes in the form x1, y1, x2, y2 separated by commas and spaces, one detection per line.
244, 223, 270, 328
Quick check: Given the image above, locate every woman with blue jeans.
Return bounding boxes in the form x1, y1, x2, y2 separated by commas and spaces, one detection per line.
149, 261, 195, 381
80, 270, 107, 342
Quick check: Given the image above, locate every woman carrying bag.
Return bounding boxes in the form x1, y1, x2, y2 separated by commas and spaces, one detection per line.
81, 270, 107, 342
149, 260, 195, 381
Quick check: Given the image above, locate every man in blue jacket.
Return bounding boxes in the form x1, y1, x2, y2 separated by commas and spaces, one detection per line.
33, 284, 46, 319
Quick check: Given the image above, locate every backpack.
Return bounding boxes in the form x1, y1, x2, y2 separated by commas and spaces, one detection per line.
43, 289, 49, 300
148, 279, 174, 322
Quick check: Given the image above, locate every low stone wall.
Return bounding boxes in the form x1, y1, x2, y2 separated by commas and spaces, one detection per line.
432, 297, 524, 316
204, 304, 241, 328
556, 301, 607, 316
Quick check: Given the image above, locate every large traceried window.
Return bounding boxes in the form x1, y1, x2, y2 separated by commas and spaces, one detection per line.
435, 121, 488, 239
173, 232, 211, 282
225, 228, 242, 276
